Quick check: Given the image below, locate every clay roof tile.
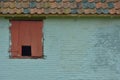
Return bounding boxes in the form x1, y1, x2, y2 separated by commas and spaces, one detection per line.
0, 0, 120, 15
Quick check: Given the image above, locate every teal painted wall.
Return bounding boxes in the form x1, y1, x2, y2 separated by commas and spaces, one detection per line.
0, 17, 120, 80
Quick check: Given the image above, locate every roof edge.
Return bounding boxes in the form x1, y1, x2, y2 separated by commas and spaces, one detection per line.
1, 14, 120, 19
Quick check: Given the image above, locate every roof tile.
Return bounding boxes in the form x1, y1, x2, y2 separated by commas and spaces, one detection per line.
57, 8, 63, 14
56, 0, 62, 2
88, 0, 94, 2
22, 1, 29, 8
15, 8, 23, 14
101, 3, 108, 8
23, 8, 30, 14
77, 8, 84, 14
107, 2, 114, 9
71, 8, 78, 14
87, 2, 96, 9
37, 8, 44, 14
0, 0, 120, 15
84, 9, 91, 14
102, 8, 109, 14
114, 1, 120, 9
36, 2, 43, 8
50, 2, 57, 8
101, 0, 105, 3
9, 2, 16, 8
116, 9, 120, 14
29, 1, 36, 8
16, 2, 22, 8
96, 2, 102, 8
36, 0, 41, 2
109, 9, 116, 14
3, 2, 9, 8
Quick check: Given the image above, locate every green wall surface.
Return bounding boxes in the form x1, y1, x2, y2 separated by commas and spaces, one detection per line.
0, 17, 120, 80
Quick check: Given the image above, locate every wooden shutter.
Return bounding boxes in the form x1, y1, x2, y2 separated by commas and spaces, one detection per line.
10, 21, 43, 58
10, 21, 20, 57
30, 21, 43, 57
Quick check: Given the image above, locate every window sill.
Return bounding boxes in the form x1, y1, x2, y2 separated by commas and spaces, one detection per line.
9, 55, 45, 59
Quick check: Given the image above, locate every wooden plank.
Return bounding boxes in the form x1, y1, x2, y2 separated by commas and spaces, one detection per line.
10, 21, 20, 57
30, 21, 43, 57
19, 21, 31, 45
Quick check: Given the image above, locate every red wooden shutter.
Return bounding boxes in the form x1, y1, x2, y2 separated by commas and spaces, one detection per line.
19, 21, 31, 45
10, 21, 43, 58
30, 21, 43, 57
10, 21, 20, 57
19, 21, 31, 56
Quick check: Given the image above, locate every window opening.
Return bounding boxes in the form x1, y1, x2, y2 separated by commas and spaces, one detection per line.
22, 46, 31, 56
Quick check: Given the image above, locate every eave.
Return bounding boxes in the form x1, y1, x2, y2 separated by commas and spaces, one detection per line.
1, 14, 120, 20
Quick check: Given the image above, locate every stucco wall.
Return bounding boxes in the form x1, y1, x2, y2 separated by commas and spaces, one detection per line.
0, 17, 120, 80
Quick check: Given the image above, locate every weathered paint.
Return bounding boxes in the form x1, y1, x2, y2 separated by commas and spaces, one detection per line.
0, 17, 120, 80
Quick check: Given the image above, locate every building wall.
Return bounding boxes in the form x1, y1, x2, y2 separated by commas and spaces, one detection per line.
0, 17, 120, 80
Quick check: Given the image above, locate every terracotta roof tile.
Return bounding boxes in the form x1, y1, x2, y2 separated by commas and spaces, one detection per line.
50, 2, 57, 8
22, 1, 29, 8
16, 2, 22, 8
96, 2, 102, 8
77, 8, 84, 14
116, 9, 120, 14
0, 0, 120, 15
84, 9, 91, 14
37, 8, 44, 14
76, 0, 82, 2
114, 1, 120, 9
88, 0, 94, 2
36, 2, 43, 8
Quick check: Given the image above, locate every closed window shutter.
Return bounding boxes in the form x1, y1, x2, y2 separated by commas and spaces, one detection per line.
19, 21, 31, 45
19, 21, 31, 56
10, 21, 43, 58
10, 21, 20, 57
30, 21, 43, 57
